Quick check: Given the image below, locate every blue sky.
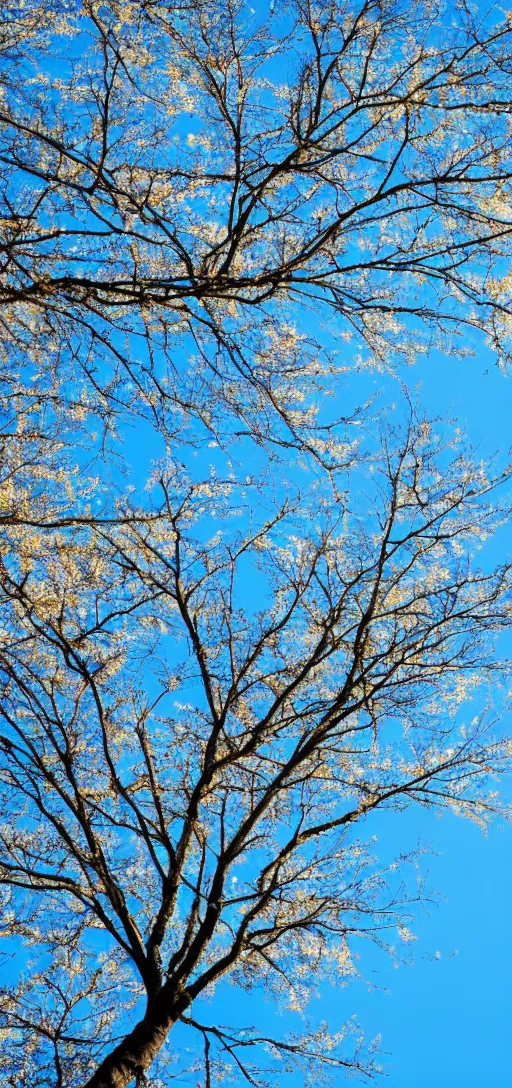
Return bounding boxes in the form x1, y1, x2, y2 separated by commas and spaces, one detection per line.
317, 349, 512, 1084
358, 348, 512, 1086
197, 803, 512, 1086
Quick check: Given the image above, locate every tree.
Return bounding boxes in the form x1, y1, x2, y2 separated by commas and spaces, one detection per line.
1, 1, 512, 1086
0, 397, 511, 1086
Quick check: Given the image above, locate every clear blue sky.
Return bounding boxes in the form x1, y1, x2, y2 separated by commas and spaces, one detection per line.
322, 351, 512, 1086
359, 348, 512, 1086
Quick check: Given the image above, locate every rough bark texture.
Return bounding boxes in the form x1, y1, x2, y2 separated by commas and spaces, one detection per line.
83, 988, 189, 1088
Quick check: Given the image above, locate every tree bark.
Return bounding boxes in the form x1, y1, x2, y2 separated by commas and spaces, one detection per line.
82, 986, 190, 1088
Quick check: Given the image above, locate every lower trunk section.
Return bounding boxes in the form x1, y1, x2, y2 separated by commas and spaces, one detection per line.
82, 987, 190, 1088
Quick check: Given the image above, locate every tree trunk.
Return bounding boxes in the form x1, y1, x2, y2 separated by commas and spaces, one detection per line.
82, 987, 189, 1088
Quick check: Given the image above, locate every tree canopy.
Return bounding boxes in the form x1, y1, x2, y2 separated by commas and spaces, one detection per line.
1, 2, 512, 1087
2, 0, 512, 447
